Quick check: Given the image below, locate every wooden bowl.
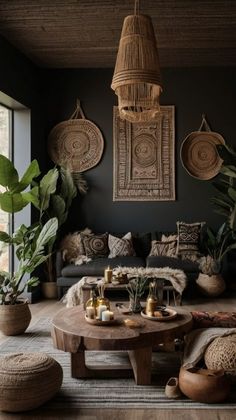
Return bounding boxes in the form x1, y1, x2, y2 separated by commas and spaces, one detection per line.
179, 366, 231, 403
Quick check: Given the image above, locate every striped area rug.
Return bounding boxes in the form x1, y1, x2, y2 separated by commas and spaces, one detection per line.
0, 317, 235, 410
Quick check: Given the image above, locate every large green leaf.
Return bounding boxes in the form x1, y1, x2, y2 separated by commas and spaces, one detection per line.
33, 217, 58, 257
22, 186, 40, 208
0, 231, 12, 243
220, 166, 236, 178
229, 204, 236, 231
0, 191, 28, 213
228, 187, 236, 202
0, 155, 19, 187
49, 194, 66, 226
216, 144, 236, 165
60, 167, 77, 208
12, 160, 40, 193
211, 196, 232, 210
39, 168, 58, 211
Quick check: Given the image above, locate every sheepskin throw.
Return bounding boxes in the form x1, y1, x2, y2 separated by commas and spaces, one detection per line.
113, 266, 187, 295
63, 277, 104, 307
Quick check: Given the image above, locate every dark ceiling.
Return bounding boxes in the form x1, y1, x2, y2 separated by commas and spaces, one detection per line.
0, 0, 235, 68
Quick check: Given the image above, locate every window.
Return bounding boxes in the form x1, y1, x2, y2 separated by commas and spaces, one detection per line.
0, 104, 12, 272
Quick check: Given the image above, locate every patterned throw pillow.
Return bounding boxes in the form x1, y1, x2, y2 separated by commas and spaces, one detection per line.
149, 240, 177, 258
108, 232, 136, 258
161, 233, 178, 242
177, 221, 205, 259
82, 233, 109, 259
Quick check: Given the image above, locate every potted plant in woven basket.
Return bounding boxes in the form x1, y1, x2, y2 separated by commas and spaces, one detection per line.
0, 155, 58, 335
197, 223, 236, 296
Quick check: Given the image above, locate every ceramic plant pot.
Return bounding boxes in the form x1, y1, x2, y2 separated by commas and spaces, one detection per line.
196, 273, 226, 297
0, 301, 31, 336
179, 366, 230, 403
41, 282, 58, 299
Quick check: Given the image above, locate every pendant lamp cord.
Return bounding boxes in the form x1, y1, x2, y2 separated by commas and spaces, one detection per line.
134, 0, 140, 15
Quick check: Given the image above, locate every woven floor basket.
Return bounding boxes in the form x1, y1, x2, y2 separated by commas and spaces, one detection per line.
0, 353, 63, 412
0, 301, 31, 336
205, 335, 236, 377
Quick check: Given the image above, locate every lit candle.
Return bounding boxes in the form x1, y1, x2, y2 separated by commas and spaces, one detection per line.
97, 305, 107, 320
102, 310, 111, 321
108, 311, 114, 320
104, 266, 113, 283
86, 306, 95, 319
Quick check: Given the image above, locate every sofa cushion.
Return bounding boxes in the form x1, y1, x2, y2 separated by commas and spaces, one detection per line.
149, 240, 177, 258
108, 232, 136, 258
61, 256, 146, 277
191, 311, 236, 329
132, 232, 152, 258
82, 233, 109, 259
176, 221, 204, 258
59, 228, 92, 263
146, 255, 199, 273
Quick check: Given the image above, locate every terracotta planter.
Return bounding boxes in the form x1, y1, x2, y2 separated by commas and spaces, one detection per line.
179, 366, 230, 403
0, 301, 31, 336
196, 273, 226, 297
41, 282, 58, 299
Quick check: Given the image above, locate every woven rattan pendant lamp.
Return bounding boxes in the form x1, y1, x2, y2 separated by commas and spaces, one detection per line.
111, 0, 162, 123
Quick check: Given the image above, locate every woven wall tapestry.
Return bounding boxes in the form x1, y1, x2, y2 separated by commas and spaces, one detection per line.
113, 105, 175, 201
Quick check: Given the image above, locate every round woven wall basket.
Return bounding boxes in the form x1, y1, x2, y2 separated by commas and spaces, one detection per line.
204, 335, 236, 377
180, 116, 225, 180
48, 102, 104, 173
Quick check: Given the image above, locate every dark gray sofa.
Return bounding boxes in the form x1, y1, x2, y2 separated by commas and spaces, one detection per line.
56, 232, 200, 298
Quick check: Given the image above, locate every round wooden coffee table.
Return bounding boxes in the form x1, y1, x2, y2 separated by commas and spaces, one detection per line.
51, 303, 192, 385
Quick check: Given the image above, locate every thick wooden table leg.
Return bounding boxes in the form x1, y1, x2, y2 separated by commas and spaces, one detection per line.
71, 350, 89, 378
128, 347, 152, 385
71, 351, 133, 379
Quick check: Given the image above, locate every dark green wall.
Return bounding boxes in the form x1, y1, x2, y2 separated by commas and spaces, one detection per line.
1, 34, 235, 234
0, 36, 47, 171
43, 68, 236, 233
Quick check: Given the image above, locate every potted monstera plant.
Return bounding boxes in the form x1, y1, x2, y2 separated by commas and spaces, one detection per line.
0, 155, 58, 335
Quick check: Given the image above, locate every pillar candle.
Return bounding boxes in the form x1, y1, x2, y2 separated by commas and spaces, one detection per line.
108, 311, 114, 320
86, 306, 95, 319
102, 310, 111, 321
104, 266, 113, 283
97, 305, 107, 320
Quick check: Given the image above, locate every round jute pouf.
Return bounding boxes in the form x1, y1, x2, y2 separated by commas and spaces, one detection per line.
205, 335, 236, 377
0, 353, 63, 412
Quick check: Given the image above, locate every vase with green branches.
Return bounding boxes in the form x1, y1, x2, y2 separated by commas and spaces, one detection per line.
126, 276, 147, 313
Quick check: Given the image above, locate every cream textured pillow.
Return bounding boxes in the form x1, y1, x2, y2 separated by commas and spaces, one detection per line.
108, 232, 136, 258
149, 240, 177, 258
60, 228, 92, 264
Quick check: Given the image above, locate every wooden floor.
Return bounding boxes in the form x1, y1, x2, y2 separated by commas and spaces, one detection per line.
0, 295, 236, 419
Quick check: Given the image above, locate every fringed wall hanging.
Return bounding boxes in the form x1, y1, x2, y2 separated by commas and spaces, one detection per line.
111, 0, 162, 123
113, 105, 175, 201
48, 100, 104, 173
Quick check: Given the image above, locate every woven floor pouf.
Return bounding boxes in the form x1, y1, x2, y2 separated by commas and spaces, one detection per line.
0, 353, 63, 412
204, 335, 236, 377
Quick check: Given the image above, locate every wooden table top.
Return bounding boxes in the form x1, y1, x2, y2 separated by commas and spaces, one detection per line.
51, 303, 193, 352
